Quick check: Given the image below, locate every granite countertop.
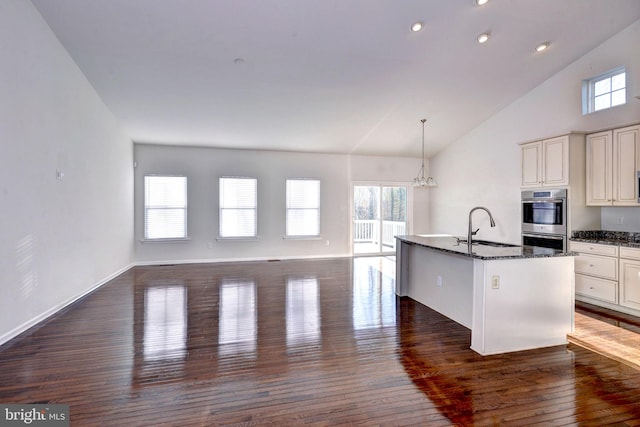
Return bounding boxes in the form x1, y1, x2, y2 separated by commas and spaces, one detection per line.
570, 230, 640, 248
396, 234, 570, 260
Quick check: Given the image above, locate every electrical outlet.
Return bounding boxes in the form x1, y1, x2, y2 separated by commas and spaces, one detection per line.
436, 276, 443, 287
491, 275, 500, 289
617, 217, 624, 225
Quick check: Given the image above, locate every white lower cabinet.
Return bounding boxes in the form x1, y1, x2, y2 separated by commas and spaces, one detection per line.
574, 253, 618, 280
619, 247, 640, 311
575, 274, 617, 303
571, 241, 640, 315
571, 241, 619, 305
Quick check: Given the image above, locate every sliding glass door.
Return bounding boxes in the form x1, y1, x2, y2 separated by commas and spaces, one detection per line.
353, 184, 408, 255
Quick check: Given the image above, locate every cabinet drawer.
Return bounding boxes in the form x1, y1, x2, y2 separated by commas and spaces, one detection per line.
575, 274, 617, 303
619, 246, 640, 261
570, 241, 619, 257
574, 254, 618, 280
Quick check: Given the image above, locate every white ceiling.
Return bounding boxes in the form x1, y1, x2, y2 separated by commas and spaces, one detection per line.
32, 0, 640, 158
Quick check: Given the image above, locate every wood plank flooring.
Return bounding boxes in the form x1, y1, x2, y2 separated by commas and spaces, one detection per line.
569, 302, 640, 371
2, 256, 640, 425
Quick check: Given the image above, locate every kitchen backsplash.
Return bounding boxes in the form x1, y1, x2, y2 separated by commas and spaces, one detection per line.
601, 207, 640, 232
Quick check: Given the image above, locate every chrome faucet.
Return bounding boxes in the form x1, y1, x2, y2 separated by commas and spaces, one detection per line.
467, 206, 496, 248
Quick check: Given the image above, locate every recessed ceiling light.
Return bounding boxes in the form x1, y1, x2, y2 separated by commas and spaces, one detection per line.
535, 42, 550, 52
477, 32, 490, 43
476, 0, 489, 5
411, 21, 424, 32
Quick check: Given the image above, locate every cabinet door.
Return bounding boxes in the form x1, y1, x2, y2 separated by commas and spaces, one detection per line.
521, 141, 542, 187
586, 131, 612, 206
612, 125, 640, 206
620, 259, 640, 310
542, 136, 569, 186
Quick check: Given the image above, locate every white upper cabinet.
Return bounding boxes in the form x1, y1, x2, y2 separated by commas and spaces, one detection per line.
521, 136, 569, 187
586, 131, 612, 205
586, 125, 640, 206
521, 142, 542, 187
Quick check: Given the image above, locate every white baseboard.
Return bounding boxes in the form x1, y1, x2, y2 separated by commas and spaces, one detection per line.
0, 263, 135, 347
133, 253, 353, 266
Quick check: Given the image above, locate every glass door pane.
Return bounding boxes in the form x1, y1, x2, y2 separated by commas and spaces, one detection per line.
381, 186, 407, 253
353, 186, 380, 255
353, 184, 407, 255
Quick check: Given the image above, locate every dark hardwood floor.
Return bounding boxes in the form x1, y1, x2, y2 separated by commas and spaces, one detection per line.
2, 256, 640, 426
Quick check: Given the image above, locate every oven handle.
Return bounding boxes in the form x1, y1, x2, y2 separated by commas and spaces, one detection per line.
522, 233, 565, 240
522, 199, 565, 204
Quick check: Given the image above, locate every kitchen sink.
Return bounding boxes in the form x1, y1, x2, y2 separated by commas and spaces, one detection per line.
472, 239, 520, 248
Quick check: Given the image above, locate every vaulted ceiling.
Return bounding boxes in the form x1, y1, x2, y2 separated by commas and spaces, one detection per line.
32, 0, 640, 158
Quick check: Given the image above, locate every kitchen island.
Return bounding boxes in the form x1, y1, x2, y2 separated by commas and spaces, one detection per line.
396, 235, 575, 355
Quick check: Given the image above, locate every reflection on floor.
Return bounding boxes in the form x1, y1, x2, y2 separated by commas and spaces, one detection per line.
3, 256, 640, 425
569, 302, 640, 371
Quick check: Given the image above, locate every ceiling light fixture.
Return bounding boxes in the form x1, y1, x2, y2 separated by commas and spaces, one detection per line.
477, 32, 490, 43
476, 0, 489, 5
413, 119, 437, 188
535, 42, 550, 52
411, 21, 424, 32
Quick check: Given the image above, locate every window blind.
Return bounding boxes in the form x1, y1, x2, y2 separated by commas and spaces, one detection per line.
144, 175, 187, 239
286, 179, 320, 237
219, 177, 257, 238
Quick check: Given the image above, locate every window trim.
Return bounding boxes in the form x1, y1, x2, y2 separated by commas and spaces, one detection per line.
143, 174, 188, 242
218, 176, 258, 240
582, 66, 626, 115
285, 178, 321, 239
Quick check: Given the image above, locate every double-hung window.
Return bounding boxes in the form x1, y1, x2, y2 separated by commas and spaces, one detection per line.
582, 66, 626, 114
286, 179, 320, 237
144, 175, 187, 240
219, 177, 257, 238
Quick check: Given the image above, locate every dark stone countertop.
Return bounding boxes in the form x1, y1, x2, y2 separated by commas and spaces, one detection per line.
570, 230, 640, 248
396, 235, 571, 260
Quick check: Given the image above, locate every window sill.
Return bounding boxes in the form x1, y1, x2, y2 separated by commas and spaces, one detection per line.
140, 237, 191, 243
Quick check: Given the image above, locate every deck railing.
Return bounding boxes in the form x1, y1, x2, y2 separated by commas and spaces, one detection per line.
354, 220, 406, 249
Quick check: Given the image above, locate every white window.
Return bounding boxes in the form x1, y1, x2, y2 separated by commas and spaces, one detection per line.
219, 177, 257, 238
582, 66, 626, 114
286, 179, 320, 237
144, 175, 187, 240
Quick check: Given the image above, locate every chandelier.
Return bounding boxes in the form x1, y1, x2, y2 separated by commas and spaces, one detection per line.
412, 119, 437, 187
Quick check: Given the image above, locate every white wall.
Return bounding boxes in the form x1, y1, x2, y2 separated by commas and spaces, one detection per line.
134, 144, 352, 262
133, 145, 428, 263
0, 1, 134, 345
429, 20, 640, 242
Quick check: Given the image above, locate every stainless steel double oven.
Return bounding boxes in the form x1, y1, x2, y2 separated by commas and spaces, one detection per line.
521, 188, 567, 252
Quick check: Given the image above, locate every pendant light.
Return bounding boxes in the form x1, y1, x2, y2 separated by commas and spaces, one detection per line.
412, 119, 437, 188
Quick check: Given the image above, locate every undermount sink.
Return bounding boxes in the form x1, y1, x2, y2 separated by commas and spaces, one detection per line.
472, 239, 520, 248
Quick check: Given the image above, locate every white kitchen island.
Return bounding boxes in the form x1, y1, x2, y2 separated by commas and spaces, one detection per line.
396, 235, 575, 356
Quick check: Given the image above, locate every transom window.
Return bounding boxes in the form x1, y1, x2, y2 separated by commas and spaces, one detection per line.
286, 179, 320, 237
582, 66, 626, 114
144, 175, 187, 240
219, 177, 257, 238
